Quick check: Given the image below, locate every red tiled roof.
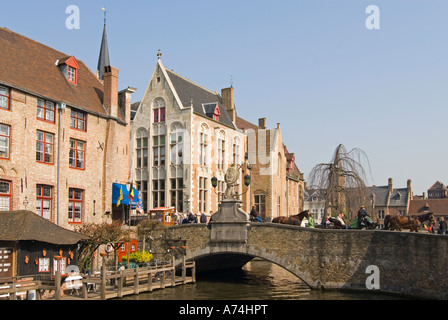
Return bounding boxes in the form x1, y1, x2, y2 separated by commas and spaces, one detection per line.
409, 199, 448, 216
235, 116, 260, 131
0, 27, 106, 116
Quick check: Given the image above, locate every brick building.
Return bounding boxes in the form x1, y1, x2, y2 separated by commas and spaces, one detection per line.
426, 181, 448, 199
131, 54, 304, 220
236, 117, 305, 221
0, 27, 135, 230
409, 198, 448, 225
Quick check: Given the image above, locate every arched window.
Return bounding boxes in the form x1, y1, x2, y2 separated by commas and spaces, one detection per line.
170, 122, 184, 165
136, 128, 148, 168
153, 98, 166, 123
199, 123, 209, 166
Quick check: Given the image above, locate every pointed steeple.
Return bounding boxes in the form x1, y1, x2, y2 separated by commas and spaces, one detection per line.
97, 8, 110, 80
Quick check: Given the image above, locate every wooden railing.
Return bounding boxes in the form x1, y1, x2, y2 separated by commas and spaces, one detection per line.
0, 258, 195, 300
78, 259, 196, 300
0, 275, 54, 300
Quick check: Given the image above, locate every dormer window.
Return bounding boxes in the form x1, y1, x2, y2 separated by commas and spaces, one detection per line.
203, 103, 221, 121
58, 56, 80, 85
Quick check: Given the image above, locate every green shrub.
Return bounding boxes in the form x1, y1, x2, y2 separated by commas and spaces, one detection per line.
122, 250, 153, 264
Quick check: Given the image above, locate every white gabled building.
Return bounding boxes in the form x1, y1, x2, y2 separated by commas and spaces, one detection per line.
131, 53, 246, 217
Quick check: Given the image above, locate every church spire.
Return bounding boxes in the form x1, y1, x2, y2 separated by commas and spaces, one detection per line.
97, 7, 110, 80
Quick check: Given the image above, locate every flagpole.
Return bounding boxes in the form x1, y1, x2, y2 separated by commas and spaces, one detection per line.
127, 149, 136, 269
128, 128, 135, 269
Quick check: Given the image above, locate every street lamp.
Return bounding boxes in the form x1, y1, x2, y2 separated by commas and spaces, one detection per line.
211, 176, 218, 189
243, 174, 251, 187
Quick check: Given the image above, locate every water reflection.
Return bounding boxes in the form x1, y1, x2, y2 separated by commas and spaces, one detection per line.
120, 259, 404, 300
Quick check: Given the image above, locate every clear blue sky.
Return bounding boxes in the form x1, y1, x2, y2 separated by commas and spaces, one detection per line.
2, 0, 448, 195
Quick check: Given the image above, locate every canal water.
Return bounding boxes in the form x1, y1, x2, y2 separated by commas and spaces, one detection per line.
119, 259, 405, 300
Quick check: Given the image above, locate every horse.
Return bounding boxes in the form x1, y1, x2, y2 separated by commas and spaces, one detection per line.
384, 214, 421, 232
411, 212, 435, 225
272, 210, 310, 226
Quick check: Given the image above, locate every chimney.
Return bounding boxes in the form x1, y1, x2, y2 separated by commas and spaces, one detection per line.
103, 65, 119, 118
221, 87, 236, 124
258, 118, 267, 129
388, 178, 393, 191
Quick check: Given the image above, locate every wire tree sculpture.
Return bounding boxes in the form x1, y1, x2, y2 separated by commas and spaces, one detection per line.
307, 144, 372, 220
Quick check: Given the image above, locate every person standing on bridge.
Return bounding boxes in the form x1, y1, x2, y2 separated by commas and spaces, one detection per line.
439, 217, 447, 235
307, 213, 315, 228
200, 211, 207, 223
188, 212, 197, 223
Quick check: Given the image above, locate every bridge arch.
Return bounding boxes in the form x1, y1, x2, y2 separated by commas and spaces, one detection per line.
183, 242, 314, 289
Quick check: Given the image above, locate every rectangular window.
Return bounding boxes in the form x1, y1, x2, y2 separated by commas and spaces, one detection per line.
36, 131, 54, 164
378, 210, 385, 220
68, 67, 77, 84
69, 139, 85, 169
170, 178, 184, 213
0, 86, 10, 110
70, 109, 86, 131
170, 131, 184, 165
68, 188, 83, 223
152, 179, 165, 208
217, 180, 225, 202
199, 132, 208, 166
160, 107, 166, 122
38, 258, 50, 273
153, 135, 165, 167
0, 180, 11, 211
153, 107, 166, 123
136, 180, 148, 212
136, 136, 148, 168
0, 124, 10, 159
36, 185, 52, 220
254, 194, 266, 220
53, 257, 67, 276
37, 99, 55, 123
233, 141, 240, 165
218, 138, 225, 169
199, 177, 208, 212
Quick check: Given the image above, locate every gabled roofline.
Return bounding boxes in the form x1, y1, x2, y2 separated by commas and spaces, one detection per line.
157, 59, 187, 110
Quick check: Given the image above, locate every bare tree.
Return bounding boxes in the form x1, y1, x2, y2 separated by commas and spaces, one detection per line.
136, 219, 166, 254
76, 221, 130, 273
307, 144, 372, 220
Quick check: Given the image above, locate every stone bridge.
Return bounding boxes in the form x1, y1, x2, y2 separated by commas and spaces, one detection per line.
152, 200, 448, 299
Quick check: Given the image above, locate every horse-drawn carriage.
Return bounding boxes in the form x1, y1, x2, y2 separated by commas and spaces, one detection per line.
271, 210, 310, 226
384, 212, 435, 232
149, 207, 176, 226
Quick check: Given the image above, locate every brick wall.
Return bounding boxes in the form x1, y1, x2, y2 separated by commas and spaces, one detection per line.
0, 86, 131, 230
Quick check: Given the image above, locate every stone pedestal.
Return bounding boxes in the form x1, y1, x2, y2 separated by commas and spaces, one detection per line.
209, 199, 250, 243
